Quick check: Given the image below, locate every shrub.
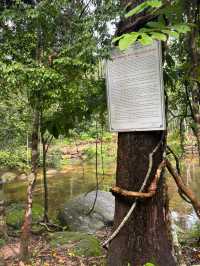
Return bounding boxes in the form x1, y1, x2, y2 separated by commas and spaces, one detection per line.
0, 147, 29, 171
39, 147, 62, 169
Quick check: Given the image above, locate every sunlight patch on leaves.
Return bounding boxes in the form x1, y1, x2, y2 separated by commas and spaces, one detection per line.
125, 0, 162, 18
118, 32, 139, 50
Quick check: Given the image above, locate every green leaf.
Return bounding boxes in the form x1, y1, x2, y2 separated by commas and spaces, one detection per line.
144, 263, 155, 266
125, 0, 162, 18
112, 35, 123, 43
125, 2, 148, 18
139, 27, 155, 33
118, 32, 139, 50
172, 24, 191, 33
147, 0, 162, 8
146, 21, 165, 29
151, 32, 167, 41
139, 33, 153, 46
161, 29, 179, 38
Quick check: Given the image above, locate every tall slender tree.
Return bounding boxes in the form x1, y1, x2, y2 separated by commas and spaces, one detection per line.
0, 178, 7, 240
20, 106, 40, 261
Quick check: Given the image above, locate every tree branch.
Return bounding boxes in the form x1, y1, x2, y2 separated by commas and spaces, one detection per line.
185, 81, 196, 121
166, 159, 200, 219
116, 13, 157, 35
79, 0, 92, 19
166, 145, 181, 175
111, 160, 165, 199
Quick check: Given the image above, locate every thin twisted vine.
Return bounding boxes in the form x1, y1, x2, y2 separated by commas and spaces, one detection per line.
87, 120, 99, 215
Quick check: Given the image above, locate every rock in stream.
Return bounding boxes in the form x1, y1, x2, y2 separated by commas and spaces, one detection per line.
58, 190, 115, 233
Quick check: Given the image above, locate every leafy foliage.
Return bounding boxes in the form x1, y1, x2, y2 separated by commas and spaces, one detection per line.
113, 1, 191, 50
125, 0, 162, 18
0, 0, 117, 170
0, 148, 28, 170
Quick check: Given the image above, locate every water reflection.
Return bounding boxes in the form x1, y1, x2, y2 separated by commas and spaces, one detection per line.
4, 161, 116, 218
167, 157, 200, 229
3, 157, 200, 228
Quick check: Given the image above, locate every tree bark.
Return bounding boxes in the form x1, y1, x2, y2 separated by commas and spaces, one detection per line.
108, 1, 176, 265
20, 107, 40, 261
42, 135, 49, 223
0, 178, 7, 240
108, 133, 176, 266
186, 0, 200, 163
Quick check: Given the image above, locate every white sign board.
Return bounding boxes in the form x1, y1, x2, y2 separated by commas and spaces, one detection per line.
106, 41, 166, 132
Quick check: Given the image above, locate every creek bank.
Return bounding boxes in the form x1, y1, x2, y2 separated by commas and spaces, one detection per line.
0, 172, 18, 183
0, 228, 109, 265
0, 171, 28, 183
0, 168, 60, 184
1, 199, 200, 265
58, 190, 115, 233
1, 224, 200, 265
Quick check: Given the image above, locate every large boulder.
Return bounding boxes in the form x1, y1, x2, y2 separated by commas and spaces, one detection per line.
58, 191, 115, 233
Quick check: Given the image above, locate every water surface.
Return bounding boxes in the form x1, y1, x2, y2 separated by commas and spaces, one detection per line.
4, 157, 200, 228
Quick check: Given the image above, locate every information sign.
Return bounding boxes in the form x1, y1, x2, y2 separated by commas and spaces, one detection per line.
106, 41, 166, 131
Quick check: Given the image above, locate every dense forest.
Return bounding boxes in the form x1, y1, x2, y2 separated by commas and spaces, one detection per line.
0, 0, 200, 265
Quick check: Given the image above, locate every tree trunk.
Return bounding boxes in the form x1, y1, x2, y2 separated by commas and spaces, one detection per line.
42, 136, 49, 223
192, 126, 200, 162
108, 133, 176, 266
26, 131, 29, 167
108, 1, 176, 265
0, 178, 7, 240
186, 0, 200, 163
20, 107, 40, 261
20, 4, 41, 260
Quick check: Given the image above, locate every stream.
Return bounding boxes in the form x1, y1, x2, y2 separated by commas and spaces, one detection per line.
3, 157, 200, 230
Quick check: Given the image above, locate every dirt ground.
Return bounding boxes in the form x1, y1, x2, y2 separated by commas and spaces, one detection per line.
0, 229, 108, 266
1, 229, 200, 266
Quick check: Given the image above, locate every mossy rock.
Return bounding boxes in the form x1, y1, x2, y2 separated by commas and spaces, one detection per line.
72, 237, 102, 257
6, 203, 43, 229
49, 231, 102, 257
